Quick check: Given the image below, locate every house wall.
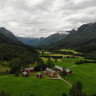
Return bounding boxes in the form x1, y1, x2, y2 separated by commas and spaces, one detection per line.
52, 72, 57, 78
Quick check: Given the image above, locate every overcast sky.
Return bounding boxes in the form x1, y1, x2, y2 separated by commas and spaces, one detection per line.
0, 0, 96, 37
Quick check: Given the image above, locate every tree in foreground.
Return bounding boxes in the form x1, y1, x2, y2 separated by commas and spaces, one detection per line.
0, 91, 10, 96
62, 93, 67, 96
69, 81, 87, 96
47, 58, 54, 68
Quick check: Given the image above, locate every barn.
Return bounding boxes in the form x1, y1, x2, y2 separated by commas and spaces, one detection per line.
55, 66, 63, 73
28, 67, 34, 73
55, 66, 72, 75
23, 71, 29, 77
65, 68, 72, 75
44, 71, 47, 74
45, 68, 57, 78
37, 73, 43, 78
24, 67, 34, 73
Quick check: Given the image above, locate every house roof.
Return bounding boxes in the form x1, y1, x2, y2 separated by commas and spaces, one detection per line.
65, 68, 71, 72
23, 71, 28, 75
45, 68, 56, 73
29, 67, 34, 70
55, 66, 63, 71
24, 67, 34, 70
55, 66, 71, 72
37, 73, 42, 75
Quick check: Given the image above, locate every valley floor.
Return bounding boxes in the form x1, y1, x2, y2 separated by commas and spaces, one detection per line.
0, 49, 96, 96
0, 74, 70, 96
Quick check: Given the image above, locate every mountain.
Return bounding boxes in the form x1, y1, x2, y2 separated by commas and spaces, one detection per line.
18, 32, 68, 47
0, 27, 23, 44
38, 32, 68, 47
53, 22, 96, 49
0, 27, 39, 62
18, 37, 44, 46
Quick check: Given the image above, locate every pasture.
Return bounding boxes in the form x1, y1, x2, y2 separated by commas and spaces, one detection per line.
66, 63, 96, 95
0, 74, 71, 96
41, 50, 96, 95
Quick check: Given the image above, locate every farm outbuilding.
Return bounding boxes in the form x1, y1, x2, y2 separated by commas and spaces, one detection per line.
44, 71, 47, 74
37, 73, 43, 78
24, 67, 34, 73
65, 68, 72, 75
45, 68, 57, 78
55, 66, 72, 75
23, 71, 29, 77
55, 66, 63, 73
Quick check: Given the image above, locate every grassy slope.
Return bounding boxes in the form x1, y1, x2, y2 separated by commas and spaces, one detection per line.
66, 63, 96, 95
0, 75, 71, 96
54, 57, 96, 95
40, 49, 96, 95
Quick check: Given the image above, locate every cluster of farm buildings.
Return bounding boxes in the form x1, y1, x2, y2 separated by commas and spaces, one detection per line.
23, 66, 72, 78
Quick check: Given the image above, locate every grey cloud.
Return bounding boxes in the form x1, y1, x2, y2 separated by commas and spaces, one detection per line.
0, 0, 96, 37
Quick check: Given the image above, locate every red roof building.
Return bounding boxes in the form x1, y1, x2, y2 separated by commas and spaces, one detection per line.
55, 66, 72, 75
37, 73, 43, 78
23, 71, 29, 77
45, 68, 58, 78
24, 67, 34, 73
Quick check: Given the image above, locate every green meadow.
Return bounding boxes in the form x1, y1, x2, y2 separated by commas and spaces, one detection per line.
54, 59, 96, 95
0, 49, 96, 96
66, 63, 96, 95
0, 75, 70, 96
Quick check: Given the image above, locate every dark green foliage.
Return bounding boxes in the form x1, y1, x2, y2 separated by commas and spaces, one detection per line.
76, 60, 96, 65
62, 67, 67, 76
62, 93, 67, 96
34, 58, 47, 71
29, 94, 35, 96
55, 59, 57, 62
46, 58, 54, 68
0, 91, 10, 96
92, 93, 96, 96
70, 82, 87, 96
9, 64, 21, 74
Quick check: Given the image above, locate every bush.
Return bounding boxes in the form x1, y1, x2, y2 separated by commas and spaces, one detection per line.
9, 64, 20, 74
0, 90, 10, 96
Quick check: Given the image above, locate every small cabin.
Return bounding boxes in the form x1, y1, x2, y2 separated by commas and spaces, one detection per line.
24, 67, 34, 73
23, 71, 29, 77
55, 66, 72, 75
37, 73, 43, 78
45, 68, 57, 78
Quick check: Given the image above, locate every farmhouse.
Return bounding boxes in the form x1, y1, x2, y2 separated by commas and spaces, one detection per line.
23, 71, 29, 77
37, 73, 43, 78
45, 68, 57, 78
24, 67, 34, 73
55, 66, 72, 75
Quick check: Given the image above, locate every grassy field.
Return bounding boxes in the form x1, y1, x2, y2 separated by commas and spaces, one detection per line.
0, 74, 71, 96
41, 54, 96, 95
65, 63, 96, 95
0, 49, 96, 96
